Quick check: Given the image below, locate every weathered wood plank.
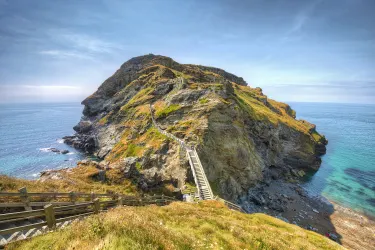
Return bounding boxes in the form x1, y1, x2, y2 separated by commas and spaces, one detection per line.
0, 209, 45, 221
0, 221, 47, 235
54, 202, 93, 212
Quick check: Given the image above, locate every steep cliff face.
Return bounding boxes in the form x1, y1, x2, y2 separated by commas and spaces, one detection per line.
65, 54, 327, 201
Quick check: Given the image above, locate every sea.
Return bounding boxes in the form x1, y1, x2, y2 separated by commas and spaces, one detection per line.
0, 103, 84, 179
291, 102, 375, 218
0, 102, 374, 217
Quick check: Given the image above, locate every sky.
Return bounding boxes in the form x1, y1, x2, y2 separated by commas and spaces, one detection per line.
0, 0, 374, 104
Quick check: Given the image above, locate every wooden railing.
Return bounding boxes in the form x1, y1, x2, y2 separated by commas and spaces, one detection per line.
0, 189, 176, 246
0, 188, 121, 210
215, 197, 247, 213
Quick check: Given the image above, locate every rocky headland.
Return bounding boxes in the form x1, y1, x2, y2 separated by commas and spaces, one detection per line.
64, 54, 327, 199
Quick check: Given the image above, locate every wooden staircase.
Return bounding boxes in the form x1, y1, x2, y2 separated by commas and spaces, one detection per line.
149, 102, 213, 200
186, 149, 214, 200
149, 87, 246, 212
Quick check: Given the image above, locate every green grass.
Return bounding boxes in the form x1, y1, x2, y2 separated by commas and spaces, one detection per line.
199, 98, 209, 104
135, 162, 142, 171
98, 116, 108, 125
122, 87, 154, 109
155, 104, 181, 118
8, 201, 343, 250
124, 143, 143, 157
106, 126, 169, 163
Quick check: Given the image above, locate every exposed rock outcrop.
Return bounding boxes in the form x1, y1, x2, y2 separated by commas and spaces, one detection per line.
66, 54, 327, 202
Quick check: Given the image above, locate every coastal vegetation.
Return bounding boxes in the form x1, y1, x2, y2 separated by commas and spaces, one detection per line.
7, 201, 342, 250
0, 163, 137, 195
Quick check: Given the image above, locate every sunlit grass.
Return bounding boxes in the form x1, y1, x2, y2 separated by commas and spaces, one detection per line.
8, 201, 343, 250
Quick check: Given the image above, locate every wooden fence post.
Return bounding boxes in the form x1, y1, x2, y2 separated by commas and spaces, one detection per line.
112, 193, 118, 201
93, 198, 100, 214
69, 191, 77, 204
117, 196, 123, 206
91, 192, 96, 201
19, 187, 31, 211
44, 204, 56, 229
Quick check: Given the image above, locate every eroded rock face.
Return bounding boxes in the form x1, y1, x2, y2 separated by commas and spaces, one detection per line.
66, 54, 327, 201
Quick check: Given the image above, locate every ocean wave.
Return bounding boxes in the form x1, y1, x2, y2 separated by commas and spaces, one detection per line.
39, 147, 51, 152
66, 152, 75, 155
57, 139, 64, 144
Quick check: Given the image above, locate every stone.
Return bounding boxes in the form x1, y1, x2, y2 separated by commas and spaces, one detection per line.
328, 233, 338, 241
153, 81, 174, 96
73, 121, 92, 133
61, 150, 69, 154
120, 157, 139, 178
49, 148, 60, 153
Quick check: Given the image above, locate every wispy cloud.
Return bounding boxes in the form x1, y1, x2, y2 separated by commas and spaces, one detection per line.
60, 33, 123, 53
266, 80, 375, 89
0, 84, 87, 103
39, 31, 123, 60
287, 0, 323, 36
23, 85, 81, 90
39, 50, 94, 60
262, 0, 323, 63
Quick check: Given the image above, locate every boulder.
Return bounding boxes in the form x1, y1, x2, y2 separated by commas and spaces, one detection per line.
120, 157, 139, 178
153, 81, 174, 96
73, 121, 92, 133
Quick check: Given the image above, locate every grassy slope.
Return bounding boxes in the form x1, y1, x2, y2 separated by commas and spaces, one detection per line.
233, 84, 323, 142
0, 163, 138, 195
8, 201, 342, 250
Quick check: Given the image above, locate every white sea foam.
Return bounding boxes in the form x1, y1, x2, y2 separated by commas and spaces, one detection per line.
66, 152, 75, 155
57, 139, 64, 143
39, 148, 51, 152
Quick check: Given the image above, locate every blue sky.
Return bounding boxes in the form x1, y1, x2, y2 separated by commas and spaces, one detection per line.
0, 0, 374, 103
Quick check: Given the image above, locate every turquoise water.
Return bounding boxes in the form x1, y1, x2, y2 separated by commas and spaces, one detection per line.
290, 102, 375, 218
0, 103, 84, 179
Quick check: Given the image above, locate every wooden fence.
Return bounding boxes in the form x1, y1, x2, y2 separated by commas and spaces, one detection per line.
215, 197, 247, 213
0, 188, 176, 246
